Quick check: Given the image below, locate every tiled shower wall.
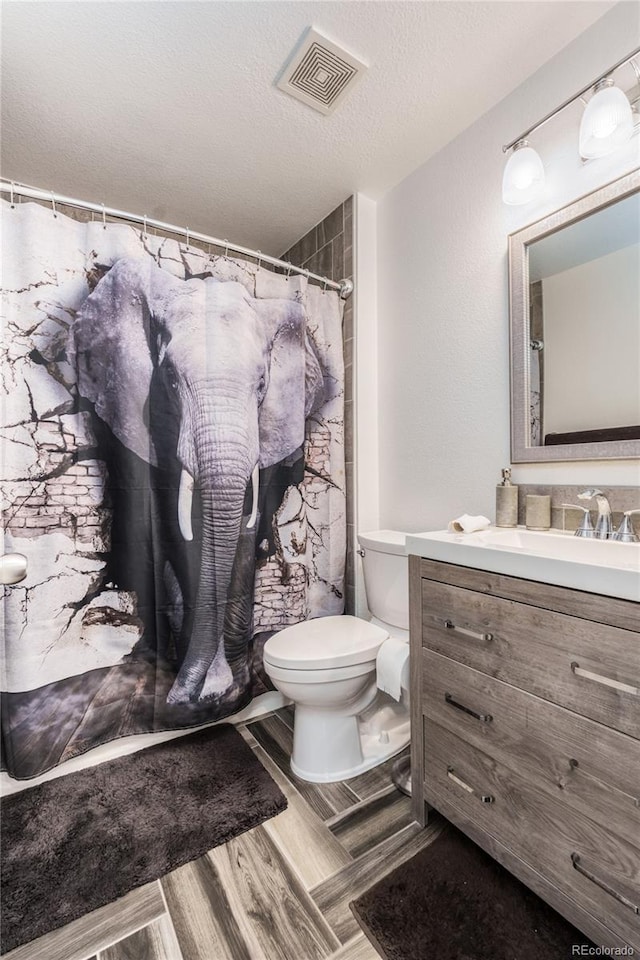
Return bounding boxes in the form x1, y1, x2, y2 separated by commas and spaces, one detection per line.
281, 198, 355, 614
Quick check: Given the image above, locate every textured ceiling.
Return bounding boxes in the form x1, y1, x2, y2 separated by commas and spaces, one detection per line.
1, 1, 615, 254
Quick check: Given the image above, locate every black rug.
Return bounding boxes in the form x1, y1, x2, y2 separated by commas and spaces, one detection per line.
350, 824, 593, 960
1, 724, 287, 954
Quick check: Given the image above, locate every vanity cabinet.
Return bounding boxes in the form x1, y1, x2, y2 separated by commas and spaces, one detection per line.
409, 556, 640, 952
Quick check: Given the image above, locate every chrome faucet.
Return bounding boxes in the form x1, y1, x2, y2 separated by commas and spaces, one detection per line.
612, 509, 640, 543
561, 503, 595, 538
577, 488, 613, 539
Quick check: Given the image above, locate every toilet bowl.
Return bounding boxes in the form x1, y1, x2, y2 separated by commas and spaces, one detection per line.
263, 530, 410, 783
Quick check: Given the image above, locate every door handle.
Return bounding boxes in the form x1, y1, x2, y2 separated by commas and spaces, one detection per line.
1, 553, 28, 585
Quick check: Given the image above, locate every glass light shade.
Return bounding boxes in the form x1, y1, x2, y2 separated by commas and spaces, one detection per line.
579, 81, 633, 159
502, 141, 545, 205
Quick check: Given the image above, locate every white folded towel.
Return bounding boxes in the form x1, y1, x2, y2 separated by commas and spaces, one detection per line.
447, 514, 491, 534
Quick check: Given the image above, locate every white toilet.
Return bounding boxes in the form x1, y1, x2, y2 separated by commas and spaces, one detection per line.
263, 530, 410, 782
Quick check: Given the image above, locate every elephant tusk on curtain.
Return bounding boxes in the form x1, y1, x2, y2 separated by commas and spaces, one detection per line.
247, 464, 259, 529
178, 468, 194, 541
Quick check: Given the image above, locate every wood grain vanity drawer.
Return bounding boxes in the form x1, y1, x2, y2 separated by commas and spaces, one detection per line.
421, 578, 640, 738
421, 648, 640, 841
423, 720, 640, 948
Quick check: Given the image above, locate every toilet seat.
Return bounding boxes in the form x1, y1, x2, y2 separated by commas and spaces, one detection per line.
263, 615, 389, 671
263, 659, 376, 686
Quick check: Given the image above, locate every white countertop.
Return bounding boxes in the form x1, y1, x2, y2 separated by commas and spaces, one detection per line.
406, 526, 640, 602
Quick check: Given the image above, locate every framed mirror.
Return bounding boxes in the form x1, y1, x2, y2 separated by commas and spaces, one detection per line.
509, 167, 640, 462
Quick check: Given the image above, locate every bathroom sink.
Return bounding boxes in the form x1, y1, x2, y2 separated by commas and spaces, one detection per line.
405, 526, 640, 602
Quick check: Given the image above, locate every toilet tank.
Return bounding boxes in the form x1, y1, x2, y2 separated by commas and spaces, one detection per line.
358, 530, 409, 631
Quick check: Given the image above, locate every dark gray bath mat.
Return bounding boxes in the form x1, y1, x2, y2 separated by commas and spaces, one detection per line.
1, 724, 287, 954
350, 825, 593, 960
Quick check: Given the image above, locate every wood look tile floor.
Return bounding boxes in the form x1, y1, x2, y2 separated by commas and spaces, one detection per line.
5, 710, 443, 960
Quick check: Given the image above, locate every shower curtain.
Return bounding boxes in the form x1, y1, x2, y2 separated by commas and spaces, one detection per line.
530, 344, 542, 445
529, 280, 543, 445
1, 199, 346, 779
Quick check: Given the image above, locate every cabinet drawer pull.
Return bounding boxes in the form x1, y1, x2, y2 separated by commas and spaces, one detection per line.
442, 619, 494, 642
447, 766, 494, 803
571, 853, 639, 914
445, 693, 493, 723
568, 759, 640, 808
570, 662, 640, 697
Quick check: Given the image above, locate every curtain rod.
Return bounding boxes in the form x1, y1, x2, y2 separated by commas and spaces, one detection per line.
0, 181, 354, 300
502, 46, 640, 153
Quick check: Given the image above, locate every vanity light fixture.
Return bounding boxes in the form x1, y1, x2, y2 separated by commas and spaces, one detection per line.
502, 139, 545, 205
502, 46, 639, 205
578, 78, 634, 159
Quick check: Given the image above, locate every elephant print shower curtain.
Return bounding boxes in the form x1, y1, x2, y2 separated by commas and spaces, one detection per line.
1, 200, 346, 779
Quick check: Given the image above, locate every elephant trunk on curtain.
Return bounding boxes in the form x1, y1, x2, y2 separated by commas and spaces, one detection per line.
70, 257, 325, 704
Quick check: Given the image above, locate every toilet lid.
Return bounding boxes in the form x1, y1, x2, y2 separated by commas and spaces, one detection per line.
263, 615, 389, 670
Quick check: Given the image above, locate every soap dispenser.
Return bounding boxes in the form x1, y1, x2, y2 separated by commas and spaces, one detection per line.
496, 467, 518, 528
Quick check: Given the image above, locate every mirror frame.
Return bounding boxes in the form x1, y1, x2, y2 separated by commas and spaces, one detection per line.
509, 166, 640, 463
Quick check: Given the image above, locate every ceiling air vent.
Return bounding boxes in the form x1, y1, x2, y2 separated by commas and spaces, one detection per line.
277, 27, 367, 116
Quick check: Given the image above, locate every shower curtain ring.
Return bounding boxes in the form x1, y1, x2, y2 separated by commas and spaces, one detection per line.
256, 251, 262, 271
224, 239, 229, 258
185, 228, 190, 250
101, 203, 106, 229
142, 215, 147, 240
286, 262, 293, 281
51, 191, 57, 218
9, 181, 15, 208
322, 278, 328, 295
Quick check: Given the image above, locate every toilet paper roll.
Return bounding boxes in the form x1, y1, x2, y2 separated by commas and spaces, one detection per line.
376, 637, 410, 702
